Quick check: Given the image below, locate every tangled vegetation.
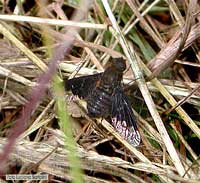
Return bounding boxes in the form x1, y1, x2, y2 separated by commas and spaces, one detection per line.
0, 0, 199, 182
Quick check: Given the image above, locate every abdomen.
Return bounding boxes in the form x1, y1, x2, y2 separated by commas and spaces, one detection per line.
86, 87, 112, 118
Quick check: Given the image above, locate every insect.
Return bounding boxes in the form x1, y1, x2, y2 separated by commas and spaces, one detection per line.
65, 57, 141, 146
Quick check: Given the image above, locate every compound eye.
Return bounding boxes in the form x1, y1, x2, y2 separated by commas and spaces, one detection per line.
113, 57, 126, 72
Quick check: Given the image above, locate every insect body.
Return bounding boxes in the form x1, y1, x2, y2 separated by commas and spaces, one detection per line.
65, 57, 141, 146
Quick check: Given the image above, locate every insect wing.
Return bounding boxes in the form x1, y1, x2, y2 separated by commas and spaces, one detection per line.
64, 73, 102, 99
111, 87, 141, 146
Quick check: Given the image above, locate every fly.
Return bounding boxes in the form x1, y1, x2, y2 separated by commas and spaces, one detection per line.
65, 57, 141, 146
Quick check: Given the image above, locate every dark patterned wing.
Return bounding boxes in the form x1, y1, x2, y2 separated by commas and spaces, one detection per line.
64, 73, 102, 99
111, 86, 141, 146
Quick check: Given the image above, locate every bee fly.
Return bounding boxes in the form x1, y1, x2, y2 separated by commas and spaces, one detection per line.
64, 57, 141, 146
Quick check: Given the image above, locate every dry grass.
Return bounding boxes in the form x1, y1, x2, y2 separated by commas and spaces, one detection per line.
0, 0, 200, 182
